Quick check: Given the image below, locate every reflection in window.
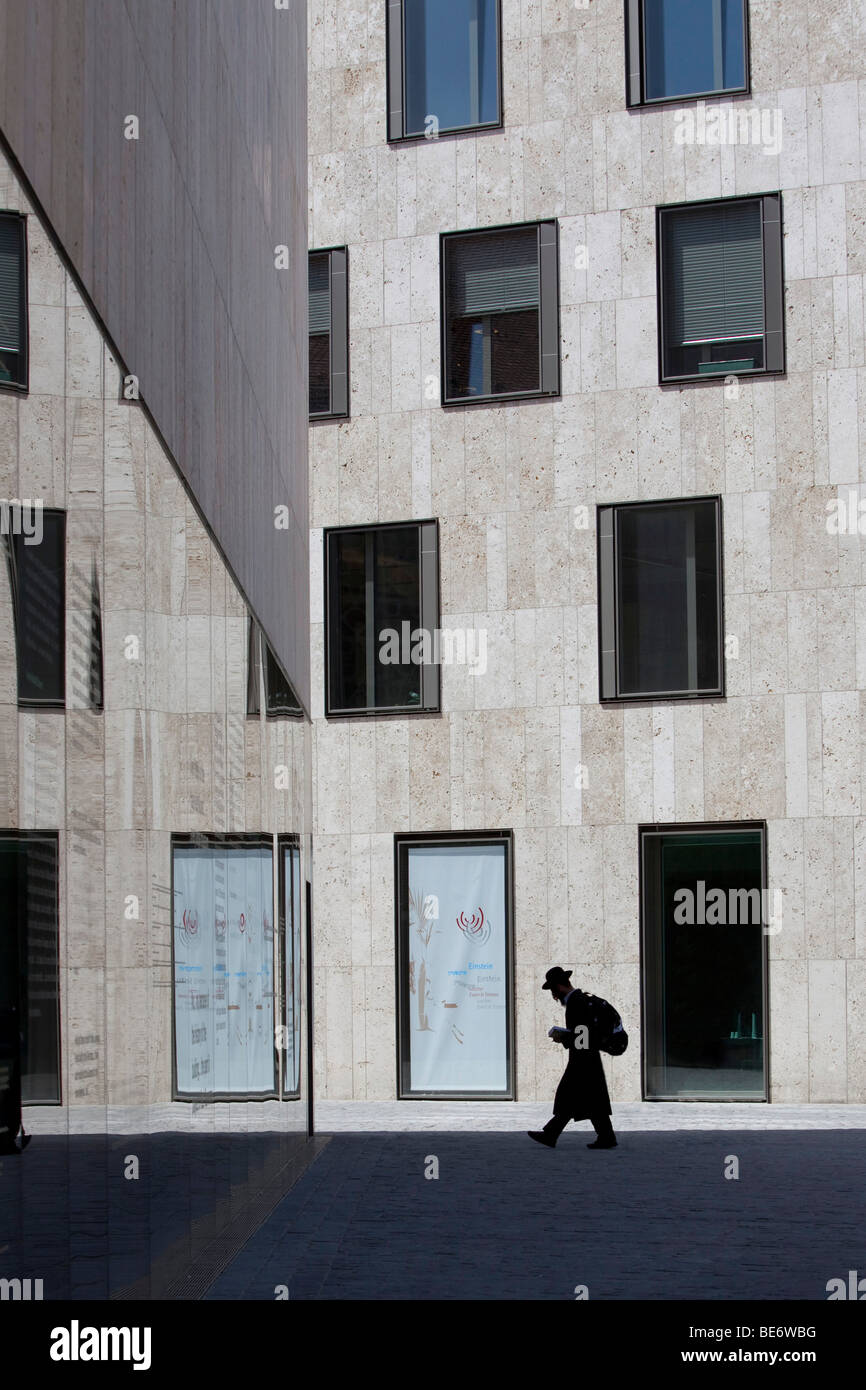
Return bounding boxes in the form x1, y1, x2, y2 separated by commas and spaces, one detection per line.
0, 835, 60, 1106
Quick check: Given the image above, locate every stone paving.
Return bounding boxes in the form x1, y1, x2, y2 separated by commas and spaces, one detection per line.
203, 1104, 866, 1301
6, 1102, 866, 1300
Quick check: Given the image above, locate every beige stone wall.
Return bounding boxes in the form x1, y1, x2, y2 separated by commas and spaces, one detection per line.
0, 150, 311, 1116
308, 0, 866, 1103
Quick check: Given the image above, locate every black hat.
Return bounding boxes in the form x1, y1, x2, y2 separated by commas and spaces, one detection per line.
542, 966, 573, 991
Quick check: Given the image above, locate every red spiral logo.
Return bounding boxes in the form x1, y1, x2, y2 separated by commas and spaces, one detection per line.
456, 908, 491, 947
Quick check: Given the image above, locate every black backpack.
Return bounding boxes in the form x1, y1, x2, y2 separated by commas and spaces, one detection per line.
580, 991, 629, 1056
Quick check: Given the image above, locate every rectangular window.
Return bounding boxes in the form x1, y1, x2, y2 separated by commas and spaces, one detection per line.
279, 837, 303, 1098
657, 194, 784, 383
0, 833, 61, 1109
641, 824, 768, 1100
598, 497, 723, 701
397, 832, 513, 1098
247, 618, 302, 717
4, 508, 65, 706
388, 0, 502, 141
0, 212, 27, 390
441, 221, 559, 405
172, 836, 277, 1099
325, 520, 440, 716
309, 247, 348, 420
626, 0, 749, 106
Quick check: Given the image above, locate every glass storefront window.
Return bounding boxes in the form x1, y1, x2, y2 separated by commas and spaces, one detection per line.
172, 838, 276, 1098
397, 833, 512, 1097
641, 825, 768, 1100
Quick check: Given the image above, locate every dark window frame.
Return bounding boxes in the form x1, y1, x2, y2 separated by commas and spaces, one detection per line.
324, 518, 441, 718
309, 246, 349, 421
246, 617, 303, 719
277, 833, 303, 1101
0, 210, 29, 393
625, 0, 751, 108
597, 495, 725, 703
440, 219, 560, 407
639, 819, 769, 1102
395, 828, 515, 1100
170, 832, 280, 1103
656, 192, 784, 386
387, 0, 504, 144
4, 506, 66, 708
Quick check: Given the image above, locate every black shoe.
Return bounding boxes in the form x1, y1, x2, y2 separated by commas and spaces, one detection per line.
528, 1131, 557, 1148
586, 1137, 617, 1149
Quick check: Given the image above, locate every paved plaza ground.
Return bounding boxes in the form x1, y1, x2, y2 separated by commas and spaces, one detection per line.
3, 1103, 864, 1300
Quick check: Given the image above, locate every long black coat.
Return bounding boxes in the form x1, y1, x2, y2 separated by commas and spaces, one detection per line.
552, 990, 612, 1120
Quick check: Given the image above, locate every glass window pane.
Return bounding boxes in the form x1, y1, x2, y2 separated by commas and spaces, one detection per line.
173, 842, 276, 1097
404, 0, 499, 136
10, 510, 65, 704
644, 0, 745, 101
309, 253, 331, 414
643, 829, 765, 1099
617, 501, 719, 696
328, 531, 368, 710
373, 526, 422, 707
265, 642, 300, 715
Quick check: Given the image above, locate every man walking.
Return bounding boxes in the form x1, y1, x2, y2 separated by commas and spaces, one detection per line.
528, 966, 617, 1150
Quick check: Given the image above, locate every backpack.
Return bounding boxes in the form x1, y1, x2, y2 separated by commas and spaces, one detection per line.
580, 991, 629, 1056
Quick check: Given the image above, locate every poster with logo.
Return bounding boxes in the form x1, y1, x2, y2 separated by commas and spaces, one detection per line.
404, 840, 509, 1094
173, 842, 276, 1095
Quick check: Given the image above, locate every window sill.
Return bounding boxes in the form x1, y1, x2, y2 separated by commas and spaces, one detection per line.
325, 705, 441, 720
441, 387, 559, 409
387, 118, 503, 146
627, 84, 750, 111
659, 365, 784, 388
600, 689, 725, 705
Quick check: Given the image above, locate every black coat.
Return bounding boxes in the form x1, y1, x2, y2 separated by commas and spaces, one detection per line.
552, 990, 612, 1120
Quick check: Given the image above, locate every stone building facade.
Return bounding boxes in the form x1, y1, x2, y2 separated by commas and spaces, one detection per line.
307, 0, 866, 1105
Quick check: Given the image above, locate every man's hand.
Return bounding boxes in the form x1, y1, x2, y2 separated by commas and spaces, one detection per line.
548, 1026, 571, 1041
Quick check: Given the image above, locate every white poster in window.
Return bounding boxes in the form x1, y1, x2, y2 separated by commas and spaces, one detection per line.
406, 842, 508, 1093
173, 844, 275, 1095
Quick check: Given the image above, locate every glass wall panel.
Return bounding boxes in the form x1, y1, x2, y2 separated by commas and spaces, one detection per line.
172, 839, 276, 1097
280, 840, 302, 1097
617, 499, 720, 696
398, 836, 511, 1097
0, 835, 60, 1107
642, 827, 767, 1099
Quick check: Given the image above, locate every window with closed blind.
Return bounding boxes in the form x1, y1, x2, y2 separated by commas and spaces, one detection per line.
387, 0, 502, 142
441, 221, 560, 405
598, 497, 724, 701
0, 212, 27, 391
626, 0, 749, 107
309, 247, 348, 420
657, 194, 784, 384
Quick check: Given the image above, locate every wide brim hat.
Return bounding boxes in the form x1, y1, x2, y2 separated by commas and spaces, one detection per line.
542, 966, 573, 991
